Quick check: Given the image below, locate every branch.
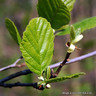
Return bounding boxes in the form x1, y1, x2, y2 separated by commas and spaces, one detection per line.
0, 56, 24, 72
52, 52, 71, 77
0, 51, 96, 83
0, 51, 96, 88
0, 82, 44, 90
50, 50, 96, 69
0, 69, 32, 83
1, 50, 96, 72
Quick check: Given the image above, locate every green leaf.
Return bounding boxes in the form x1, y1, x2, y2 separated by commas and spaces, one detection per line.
20, 17, 54, 76
5, 18, 22, 45
62, 0, 76, 11
56, 17, 96, 36
37, 0, 70, 29
46, 72, 85, 83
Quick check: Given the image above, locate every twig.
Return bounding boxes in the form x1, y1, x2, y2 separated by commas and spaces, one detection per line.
0, 82, 44, 90
50, 50, 96, 69
0, 56, 24, 72
52, 52, 71, 77
54, 29, 65, 34
0, 69, 32, 83
0, 69, 44, 90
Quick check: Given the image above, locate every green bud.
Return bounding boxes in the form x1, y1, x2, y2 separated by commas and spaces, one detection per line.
70, 25, 83, 44
70, 25, 75, 42
72, 34, 83, 44
42, 66, 51, 80
46, 66, 51, 79
38, 76, 44, 81
67, 44, 75, 53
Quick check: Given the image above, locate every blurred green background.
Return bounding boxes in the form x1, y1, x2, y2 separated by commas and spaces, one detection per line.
0, 0, 96, 96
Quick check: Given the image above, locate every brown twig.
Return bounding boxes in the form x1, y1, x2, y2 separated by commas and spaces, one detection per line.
50, 50, 96, 69
52, 52, 71, 77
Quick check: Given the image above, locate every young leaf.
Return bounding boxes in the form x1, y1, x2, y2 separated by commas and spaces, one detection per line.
43, 66, 51, 79
20, 17, 54, 76
56, 16, 96, 36
70, 26, 83, 44
70, 25, 75, 42
5, 18, 22, 45
37, 0, 70, 29
46, 66, 51, 79
62, 0, 76, 11
46, 72, 85, 83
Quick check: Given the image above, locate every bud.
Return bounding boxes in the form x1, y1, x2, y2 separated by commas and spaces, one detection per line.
67, 44, 75, 53
70, 25, 75, 42
72, 34, 83, 44
38, 76, 44, 81
46, 84, 51, 89
46, 66, 51, 79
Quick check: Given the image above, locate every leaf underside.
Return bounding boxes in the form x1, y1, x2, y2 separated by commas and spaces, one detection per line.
62, 0, 76, 11
5, 18, 21, 45
20, 17, 54, 76
56, 16, 96, 36
37, 0, 70, 29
